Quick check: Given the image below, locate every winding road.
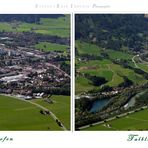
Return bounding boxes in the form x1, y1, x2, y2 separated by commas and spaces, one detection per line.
132, 54, 140, 68
132, 52, 148, 69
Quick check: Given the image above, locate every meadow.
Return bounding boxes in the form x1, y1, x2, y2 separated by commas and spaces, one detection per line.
76, 59, 146, 94
76, 40, 102, 55
0, 15, 70, 38
0, 95, 70, 130
75, 40, 147, 94
81, 108, 148, 131
32, 95, 70, 130
106, 49, 133, 60
35, 42, 69, 52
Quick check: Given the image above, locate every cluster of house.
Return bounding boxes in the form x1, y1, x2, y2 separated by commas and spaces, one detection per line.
0, 39, 70, 99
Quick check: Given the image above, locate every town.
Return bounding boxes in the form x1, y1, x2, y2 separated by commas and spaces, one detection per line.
0, 32, 70, 99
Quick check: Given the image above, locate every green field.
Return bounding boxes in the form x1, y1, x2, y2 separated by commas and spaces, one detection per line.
77, 59, 112, 68
75, 76, 96, 94
75, 39, 148, 129
32, 95, 70, 130
76, 58, 146, 94
137, 63, 148, 73
35, 42, 69, 52
75, 39, 148, 94
76, 40, 102, 55
0, 15, 70, 38
107, 49, 133, 60
0, 95, 70, 130
81, 108, 148, 131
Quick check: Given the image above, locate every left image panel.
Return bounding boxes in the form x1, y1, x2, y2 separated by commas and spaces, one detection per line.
0, 14, 71, 131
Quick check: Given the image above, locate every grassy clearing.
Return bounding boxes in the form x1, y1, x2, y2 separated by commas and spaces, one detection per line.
110, 63, 146, 84
31, 95, 70, 130
77, 59, 112, 69
81, 109, 148, 131
76, 40, 102, 55
107, 49, 133, 60
35, 42, 69, 52
75, 76, 96, 94
0, 23, 13, 32
79, 69, 113, 82
40, 15, 70, 29
0, 95, 62, 130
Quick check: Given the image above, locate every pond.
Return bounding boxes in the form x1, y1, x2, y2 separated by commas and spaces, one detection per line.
90, 98, 109, 113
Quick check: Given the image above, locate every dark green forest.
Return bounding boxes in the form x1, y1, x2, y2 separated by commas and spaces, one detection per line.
75, 14, 148, 52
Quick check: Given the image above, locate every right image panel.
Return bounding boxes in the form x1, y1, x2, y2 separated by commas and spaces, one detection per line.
75, 14, 148, 131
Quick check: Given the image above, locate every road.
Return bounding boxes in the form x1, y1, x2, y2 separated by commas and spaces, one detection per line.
132, 54, 139, 68
132, 52, 148, 69
26, 100, 67, 131
1, 94, 67, 131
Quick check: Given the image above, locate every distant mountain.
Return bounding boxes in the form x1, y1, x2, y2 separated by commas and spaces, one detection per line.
75, 14, 148, 52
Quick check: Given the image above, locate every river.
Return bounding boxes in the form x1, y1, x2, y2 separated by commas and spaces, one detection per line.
124, 90, 147, 110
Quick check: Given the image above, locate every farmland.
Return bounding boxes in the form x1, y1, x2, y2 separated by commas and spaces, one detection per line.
0, 95, 62, 130
35, 42, 69, 52
81, 108, 148, 131
0, 15, 70, 38
76, 40, 102, 55
75, 41, 147, 94
32, 95, 70, 130
75, 76, 96, 94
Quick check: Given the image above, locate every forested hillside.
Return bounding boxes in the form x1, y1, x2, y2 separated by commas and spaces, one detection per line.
76, 14, 148, 52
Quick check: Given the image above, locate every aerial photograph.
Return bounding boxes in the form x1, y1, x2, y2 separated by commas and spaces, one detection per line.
0, 14, 70, 131
75, 14, 148, 131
